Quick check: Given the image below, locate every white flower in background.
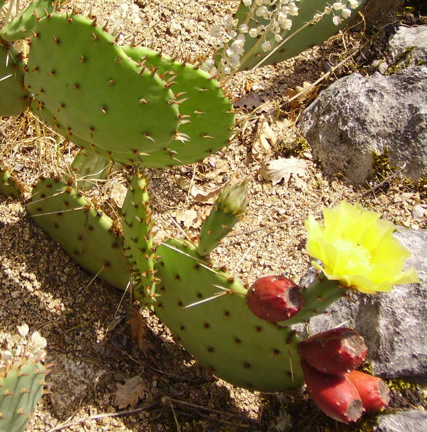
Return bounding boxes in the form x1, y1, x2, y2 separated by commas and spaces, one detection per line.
349, 0, 361, 8
333, 15, 343, 25
0, 324, 47, 366
249, 27, 259, 38
341, 8, 352, 19
17, 323, 29, 338
262, 40, 272, 52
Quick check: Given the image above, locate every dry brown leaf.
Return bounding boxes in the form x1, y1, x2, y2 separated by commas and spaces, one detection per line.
259, 157, 308, 186
287, 81, 318, 111
175, 208, 199, 228
252, 118, 277, 159
175, 175, 221, 204
204, 158, 229, 179
110, 182, 128, 208
114, 375, 148, 409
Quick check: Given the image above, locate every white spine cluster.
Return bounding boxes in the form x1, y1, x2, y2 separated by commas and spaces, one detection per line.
202, 0, 362, 76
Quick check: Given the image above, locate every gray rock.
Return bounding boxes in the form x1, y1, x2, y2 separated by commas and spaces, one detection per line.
49, 353, 111, 419
299, 66, 427, 185
297, 228, 427, 383
376, 410, 427, 432
388, 26, 427, 66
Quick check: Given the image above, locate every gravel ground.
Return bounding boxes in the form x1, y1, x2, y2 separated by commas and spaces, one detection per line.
1, 1, 426, 431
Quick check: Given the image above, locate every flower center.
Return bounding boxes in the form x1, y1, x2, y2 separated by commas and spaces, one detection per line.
333, 239, 373, 273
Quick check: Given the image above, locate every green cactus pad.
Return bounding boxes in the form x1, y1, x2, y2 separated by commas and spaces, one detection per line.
198, 181, 249, 256
121, 173, 157, 304
122, 46, 235, 166
0, 42, 29, 116
71, 149, 113, 190
215, 0, 367, 72
0, 169, 21, 198
0, 360, 47, 432
154, 238, 304, 392
27, 178, 130, 290
25, 13, 180, 166
0, 0, 56, 41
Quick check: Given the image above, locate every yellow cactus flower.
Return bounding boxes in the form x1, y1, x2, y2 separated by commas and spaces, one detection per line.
305, 201, 419, 294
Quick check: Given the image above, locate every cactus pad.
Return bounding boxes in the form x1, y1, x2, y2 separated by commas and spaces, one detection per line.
27, 178, 130, 290
25, 13, 180, 166
154, 238, 304, 391
122, 46, 235, 167
0, 360, 48, 432
0, 42, 29, 116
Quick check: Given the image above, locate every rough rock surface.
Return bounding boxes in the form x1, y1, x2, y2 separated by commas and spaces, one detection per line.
299, 66, 427, 184
296, 228, 427, 383
376, 410, 427, 432
388, 26, 427, 66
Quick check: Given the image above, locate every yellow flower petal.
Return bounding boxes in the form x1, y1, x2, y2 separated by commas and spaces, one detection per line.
306, 201, 419, 294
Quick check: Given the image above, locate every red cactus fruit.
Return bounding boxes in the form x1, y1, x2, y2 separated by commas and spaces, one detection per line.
246, 275, 302, 322
346, 370, 391, 412
298, 327, 367, 375
301, 360, 364, 423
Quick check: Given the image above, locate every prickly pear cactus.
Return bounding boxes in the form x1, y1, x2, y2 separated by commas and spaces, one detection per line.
0, 41, 29, 116
154, 238, 304, 392
25, 12, 235, 168
27, 177, 130, 290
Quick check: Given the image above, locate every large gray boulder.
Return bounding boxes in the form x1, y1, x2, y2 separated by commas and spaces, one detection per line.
388, 26, 427, 66
299, 66, 427, 185
376, 410, 427, 432
296, 228, 427, 384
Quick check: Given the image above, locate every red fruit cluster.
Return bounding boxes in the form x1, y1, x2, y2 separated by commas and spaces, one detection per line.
246, 275, 302, 322
299, 328, 390, 423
